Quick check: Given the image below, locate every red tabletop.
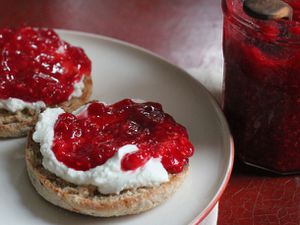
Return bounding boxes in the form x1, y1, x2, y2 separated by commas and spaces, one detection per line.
1, 0, 299, 224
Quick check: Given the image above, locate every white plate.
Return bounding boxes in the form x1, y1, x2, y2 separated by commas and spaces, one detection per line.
0, 30, 233, 225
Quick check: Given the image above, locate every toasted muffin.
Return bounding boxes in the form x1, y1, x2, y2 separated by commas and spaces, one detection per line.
0, 27, 92, 138
25, 134, 188, 217
25, 99, 193, 216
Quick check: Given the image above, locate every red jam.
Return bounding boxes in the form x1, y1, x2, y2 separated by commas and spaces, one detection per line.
0, 27, 91, 105
222, 0, 300, 174
52, 99, 194, 173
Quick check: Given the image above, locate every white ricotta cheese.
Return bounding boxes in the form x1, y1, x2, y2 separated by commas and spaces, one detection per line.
68, 76, 85, 100
0, 98, 45, 113
33, 107, 169, 194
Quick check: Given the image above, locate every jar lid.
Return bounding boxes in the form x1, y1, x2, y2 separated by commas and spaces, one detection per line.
243, 0, 293, 20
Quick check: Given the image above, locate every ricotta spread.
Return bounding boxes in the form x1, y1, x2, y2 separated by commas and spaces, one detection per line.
33, 107, 169, 194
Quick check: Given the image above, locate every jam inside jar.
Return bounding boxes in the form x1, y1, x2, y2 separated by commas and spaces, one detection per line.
222, 0, 300, 174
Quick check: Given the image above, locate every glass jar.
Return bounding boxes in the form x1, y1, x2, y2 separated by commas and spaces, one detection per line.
222, 0, 300, 174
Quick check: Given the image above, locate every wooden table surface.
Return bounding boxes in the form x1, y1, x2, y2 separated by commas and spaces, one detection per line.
1, 0, 299, 224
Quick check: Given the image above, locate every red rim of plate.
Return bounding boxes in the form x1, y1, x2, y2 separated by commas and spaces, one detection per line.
56, 29, 235, 224
193, 138, 234, 225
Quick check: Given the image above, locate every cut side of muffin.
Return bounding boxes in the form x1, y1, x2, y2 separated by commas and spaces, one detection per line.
0, 76, 92, 138
25, 133, 188, 217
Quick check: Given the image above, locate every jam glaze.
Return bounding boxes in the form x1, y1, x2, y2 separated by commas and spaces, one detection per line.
0, 27, 91, 105
52, 99, 194, 173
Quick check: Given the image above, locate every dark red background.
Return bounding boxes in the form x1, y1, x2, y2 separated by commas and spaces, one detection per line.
1, 0, 299, 224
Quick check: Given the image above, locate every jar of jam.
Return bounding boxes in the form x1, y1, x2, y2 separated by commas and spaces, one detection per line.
222, 0, 300, 174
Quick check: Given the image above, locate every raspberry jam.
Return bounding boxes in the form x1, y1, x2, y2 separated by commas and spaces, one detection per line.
222, 0, 300, 174
0, 27, 91, 105
52, 99, 194, 173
